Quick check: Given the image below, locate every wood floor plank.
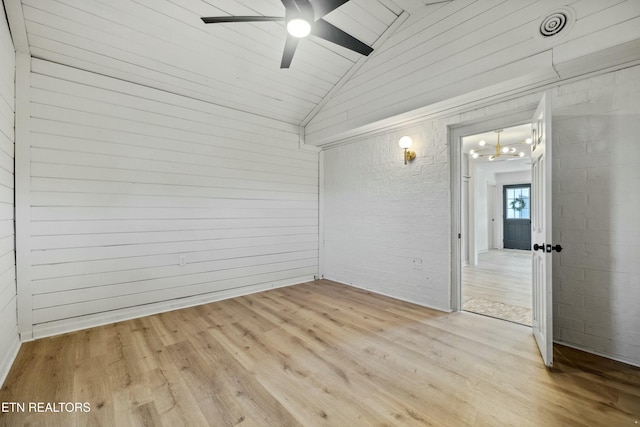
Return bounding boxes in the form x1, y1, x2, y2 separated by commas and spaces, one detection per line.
463, 249, 533, 325
1, 279, 639, 426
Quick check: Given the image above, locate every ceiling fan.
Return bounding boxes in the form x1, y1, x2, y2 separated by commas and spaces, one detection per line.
201, 0, 374, 68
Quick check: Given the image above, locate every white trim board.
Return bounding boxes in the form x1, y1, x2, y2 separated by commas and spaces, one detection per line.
554, 340, 640, 370
28, 275, 315, 341
14, 52, 32, 341
3, 0, 30, 54
310, 59, 640, 149
0, 334, 20, 388
318, 150, 325, 278
324, 277, 452, 314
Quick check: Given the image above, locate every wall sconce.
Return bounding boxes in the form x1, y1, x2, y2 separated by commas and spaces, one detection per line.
399, 136, 416, 165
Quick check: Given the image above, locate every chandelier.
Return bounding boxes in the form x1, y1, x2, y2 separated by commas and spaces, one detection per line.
469, 129, 532, 161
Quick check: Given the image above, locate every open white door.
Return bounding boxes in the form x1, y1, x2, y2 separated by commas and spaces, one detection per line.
531, 91, 554, 367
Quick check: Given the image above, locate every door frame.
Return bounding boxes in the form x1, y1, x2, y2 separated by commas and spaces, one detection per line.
450, 111, 536, 312
487, 183, 496, 250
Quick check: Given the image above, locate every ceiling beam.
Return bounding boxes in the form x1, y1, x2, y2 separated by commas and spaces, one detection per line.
301, 10, 409, 129
4, 0, 30, 53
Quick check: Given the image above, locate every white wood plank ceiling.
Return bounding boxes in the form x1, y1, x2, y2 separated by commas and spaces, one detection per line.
19, 0, 443, 125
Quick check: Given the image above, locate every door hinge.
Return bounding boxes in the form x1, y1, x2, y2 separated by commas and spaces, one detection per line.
458, 233, 461, 239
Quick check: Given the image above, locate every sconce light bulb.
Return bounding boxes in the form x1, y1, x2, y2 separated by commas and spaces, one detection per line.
479, 140, 486, 146
502, 147, 509, 154
398, 136, 413, 149
525, 137, 533, 144
469, 149, 475, 155
489, 155, 495, 161
519, 152, 525, 157
472, 152, 479, 159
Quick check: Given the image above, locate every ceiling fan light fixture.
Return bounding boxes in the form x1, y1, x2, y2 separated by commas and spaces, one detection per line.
201, 1, 373, 69
287, 18, 311, 38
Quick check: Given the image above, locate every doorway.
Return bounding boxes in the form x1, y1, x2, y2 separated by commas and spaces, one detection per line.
458, 124, 533, 326
450, 92, 555, 366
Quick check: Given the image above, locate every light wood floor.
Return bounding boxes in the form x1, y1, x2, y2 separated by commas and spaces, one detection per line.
1, 280, 639, 426
463, 249, 532, 324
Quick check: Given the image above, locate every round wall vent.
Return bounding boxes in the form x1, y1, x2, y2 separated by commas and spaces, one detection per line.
538, 8, 575, 39
540, 12, 567, 37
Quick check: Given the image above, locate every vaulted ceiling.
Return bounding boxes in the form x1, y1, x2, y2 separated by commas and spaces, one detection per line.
16, 0, 441, 126
8, 0, 640, 146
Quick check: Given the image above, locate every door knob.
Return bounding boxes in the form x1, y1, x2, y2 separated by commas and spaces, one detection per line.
533, 243, 545, 251
546, 244, 563, 253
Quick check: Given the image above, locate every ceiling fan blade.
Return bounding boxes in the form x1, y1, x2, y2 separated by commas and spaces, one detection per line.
308, 0, 350, 19
292, 0, 315, 18
201, 16, 285, 24
281, 0, 297, 10
281, 35, 299, 68
311, 19, 373, 56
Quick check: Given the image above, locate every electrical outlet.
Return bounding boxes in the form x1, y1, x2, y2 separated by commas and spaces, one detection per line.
179, 255, 186, 266
412, 258, 422, 269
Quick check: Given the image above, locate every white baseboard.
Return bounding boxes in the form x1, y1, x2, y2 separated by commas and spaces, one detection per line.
0, 334, 21, 388
554, 339, 640, 369
29, 275, 315, 341
323, 277, 451, 313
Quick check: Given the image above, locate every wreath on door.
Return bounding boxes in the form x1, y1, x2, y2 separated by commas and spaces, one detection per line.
510, 196, 526, 211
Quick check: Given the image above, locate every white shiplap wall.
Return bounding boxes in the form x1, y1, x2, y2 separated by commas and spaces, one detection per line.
26, 59, 319, 337
0, 7, 18, 384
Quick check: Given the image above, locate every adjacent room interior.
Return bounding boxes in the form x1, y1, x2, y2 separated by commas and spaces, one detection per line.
461, 124, 533, 325
1, 0, 640, 425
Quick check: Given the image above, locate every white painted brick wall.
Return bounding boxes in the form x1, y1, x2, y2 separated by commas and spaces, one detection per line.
323, 121, 451, 310
457, 68, 640, 366
323, 64, 640, 366
552, 66, 640, 365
